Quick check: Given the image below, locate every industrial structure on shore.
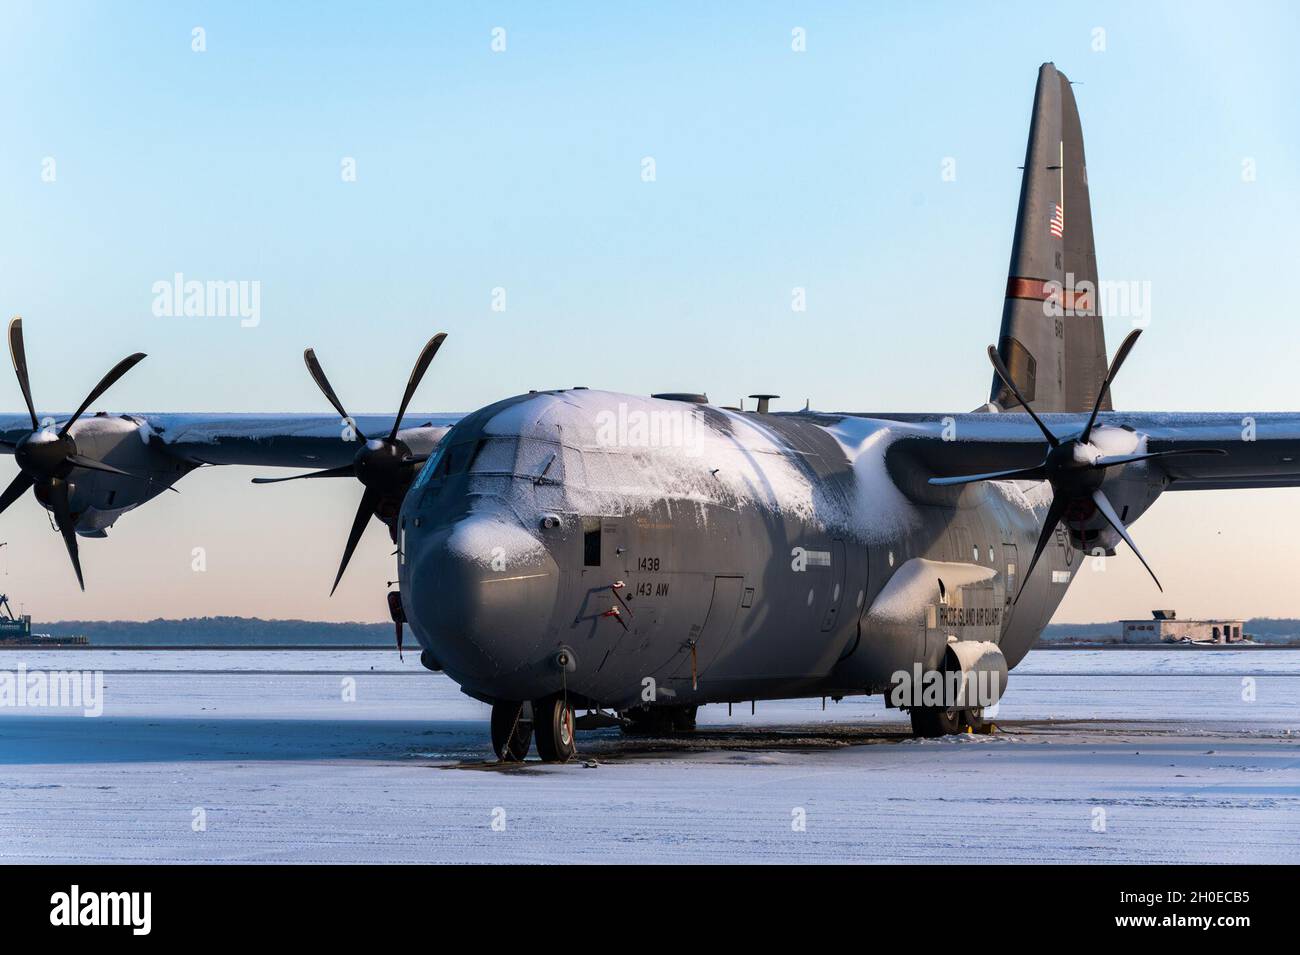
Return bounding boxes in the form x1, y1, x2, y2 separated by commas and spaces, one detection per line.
1121, 610, 1248, 645
0, 595, 87, 647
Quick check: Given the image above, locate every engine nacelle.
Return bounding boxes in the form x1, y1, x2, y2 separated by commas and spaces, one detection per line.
61, 414, 197, 535
1061, 426, 1166, 555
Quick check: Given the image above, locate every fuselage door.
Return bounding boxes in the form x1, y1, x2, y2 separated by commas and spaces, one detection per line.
674, 575, 745, 684
999, 543, 1020, 641
1001, 543, 1018, 609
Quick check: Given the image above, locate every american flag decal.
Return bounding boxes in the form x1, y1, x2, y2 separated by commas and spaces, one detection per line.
1049, 202, 1064, 238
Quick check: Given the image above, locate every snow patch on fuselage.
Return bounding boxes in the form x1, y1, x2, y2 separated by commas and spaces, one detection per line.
868, 557, 997, 624
821, 416, 924, 543
477, 390, 829, 528
472, 390, 920, 545
445, 514, 546, 568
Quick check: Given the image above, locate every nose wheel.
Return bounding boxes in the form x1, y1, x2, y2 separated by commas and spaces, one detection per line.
490, 701, 534, 762
532, 694, 577, 763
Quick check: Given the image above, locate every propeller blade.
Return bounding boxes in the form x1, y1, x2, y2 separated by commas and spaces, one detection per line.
1091, 488, 1162, 592
1014, 493, 1068, 605
331, 484, 382, 596
48, 479, 84, 591
0, 471, 33, 516
929, 464, 1047, 487
252, 464, 357, 485
1090, 448, 1228, 469
1079, 328, 1142, 444
65, 454, 136, 477
987, 345, 1059, 448
8, 317, 39, 430
303, 348, 365, 441
59, 352, 147, 437
403, 452, 430, 465
389, 333, 446, 441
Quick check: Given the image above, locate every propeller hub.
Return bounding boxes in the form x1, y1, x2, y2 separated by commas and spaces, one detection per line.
1044, 439, 1106, 497
353, 437, 413, 489
14, 430, 75, 480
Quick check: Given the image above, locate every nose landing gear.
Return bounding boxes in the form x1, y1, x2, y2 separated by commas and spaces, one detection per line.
490, 701, 534, 762
532, 693, 577, 763
490, 696, 577, 762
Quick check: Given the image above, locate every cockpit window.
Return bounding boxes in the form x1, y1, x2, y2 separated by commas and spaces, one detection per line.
440, 439, 482, 476
411, 443, 446, 492
467, 437, 517, 474
411, 437, 482, 497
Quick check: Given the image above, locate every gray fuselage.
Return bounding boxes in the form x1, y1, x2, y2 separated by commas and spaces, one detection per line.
397, 389, 1163, 711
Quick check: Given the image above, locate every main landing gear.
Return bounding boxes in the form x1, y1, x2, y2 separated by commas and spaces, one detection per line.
490, 695, 577, 763
909, 705, 985, 738
620, 704, 698, 736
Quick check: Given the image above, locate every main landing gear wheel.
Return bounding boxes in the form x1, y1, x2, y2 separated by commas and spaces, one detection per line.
490, 701, 534, 762
909, 705, 965, 738
963, 706, 985, 733
532, 694, 577, 763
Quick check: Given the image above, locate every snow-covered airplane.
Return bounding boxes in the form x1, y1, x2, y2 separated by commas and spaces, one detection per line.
4, 63, 1297, 761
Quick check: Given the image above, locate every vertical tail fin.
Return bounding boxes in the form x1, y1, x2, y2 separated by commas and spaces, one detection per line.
990, 63, 1109, 413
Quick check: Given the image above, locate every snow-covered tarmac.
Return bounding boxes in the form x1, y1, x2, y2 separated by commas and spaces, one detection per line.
1, 648, 1297, 863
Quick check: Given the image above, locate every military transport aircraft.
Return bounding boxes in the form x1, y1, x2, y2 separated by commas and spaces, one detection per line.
4, 63, 1297, 761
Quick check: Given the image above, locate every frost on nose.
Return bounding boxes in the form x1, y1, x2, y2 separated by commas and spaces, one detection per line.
406, 514, 559, 690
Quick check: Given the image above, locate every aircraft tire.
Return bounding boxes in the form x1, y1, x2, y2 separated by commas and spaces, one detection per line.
490, 701, 534, 762
963, 706, 985, 733
533, 694, 577, 763
909, 705, 964, 738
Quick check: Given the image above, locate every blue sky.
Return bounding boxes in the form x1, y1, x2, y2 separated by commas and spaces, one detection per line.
0, 1, 1297, 622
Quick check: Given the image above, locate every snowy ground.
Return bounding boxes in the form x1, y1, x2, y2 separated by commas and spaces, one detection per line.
0, 648, 1297, 863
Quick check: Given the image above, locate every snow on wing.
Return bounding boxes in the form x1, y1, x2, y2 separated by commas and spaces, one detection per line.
876, 411, 1300, 491
0, 412, 461, 469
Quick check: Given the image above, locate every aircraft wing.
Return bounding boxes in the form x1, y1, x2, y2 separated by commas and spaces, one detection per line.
0, 413, 462, 468
871, 411, 1300, 491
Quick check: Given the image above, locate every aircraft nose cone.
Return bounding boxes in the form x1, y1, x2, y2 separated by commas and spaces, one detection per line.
405, 515, 559, 694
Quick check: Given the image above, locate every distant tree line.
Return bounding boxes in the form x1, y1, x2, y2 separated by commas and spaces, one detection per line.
35, 615, 1300, 647
41, 616, 393, 646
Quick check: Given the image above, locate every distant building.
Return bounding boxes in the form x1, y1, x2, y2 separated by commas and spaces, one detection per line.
1121, 609, 1245, 644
